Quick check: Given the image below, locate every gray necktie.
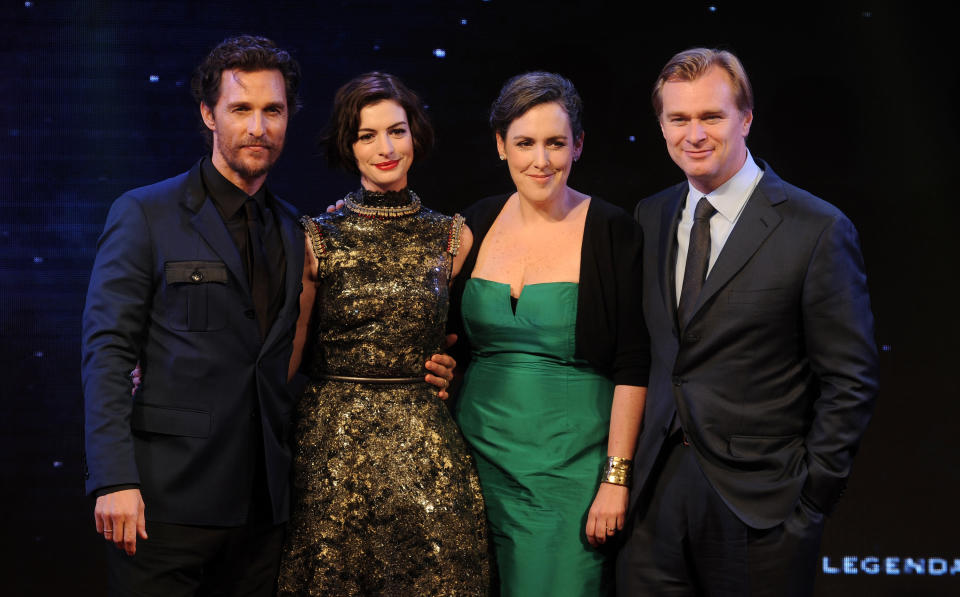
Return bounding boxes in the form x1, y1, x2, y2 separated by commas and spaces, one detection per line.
677, 197, 717, 329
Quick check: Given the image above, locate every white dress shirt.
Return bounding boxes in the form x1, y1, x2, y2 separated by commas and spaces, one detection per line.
674, 151, 764, 305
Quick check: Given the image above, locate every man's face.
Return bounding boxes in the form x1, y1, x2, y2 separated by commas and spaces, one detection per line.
659, 66, 753, 194
200, 69, 288, 191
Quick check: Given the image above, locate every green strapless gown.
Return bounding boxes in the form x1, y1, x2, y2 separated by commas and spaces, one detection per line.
455, 278, 615, 596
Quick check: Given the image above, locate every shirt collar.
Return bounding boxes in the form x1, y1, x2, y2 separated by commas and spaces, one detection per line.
200, 156, 268, 219
685, 150, 763, 222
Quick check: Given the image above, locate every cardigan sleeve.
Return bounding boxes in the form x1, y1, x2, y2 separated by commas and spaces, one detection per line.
575, 198, 651, 386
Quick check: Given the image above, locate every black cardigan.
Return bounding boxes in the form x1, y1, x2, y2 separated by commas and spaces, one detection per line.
449, 194, 650, 387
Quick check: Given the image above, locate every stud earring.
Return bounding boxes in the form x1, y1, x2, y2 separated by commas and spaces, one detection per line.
499, 154, 506, 161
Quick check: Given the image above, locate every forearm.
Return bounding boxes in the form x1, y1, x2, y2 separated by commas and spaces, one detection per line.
800, 215, 879, 511
288, 238, 318, 381
606, 384, 646, 459
82, 195, 153, 491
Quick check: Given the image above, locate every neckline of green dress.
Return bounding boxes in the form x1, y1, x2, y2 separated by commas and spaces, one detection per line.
467, 277, 578, 298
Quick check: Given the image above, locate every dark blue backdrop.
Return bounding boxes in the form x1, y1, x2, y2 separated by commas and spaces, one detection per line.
2, 1, 956, 594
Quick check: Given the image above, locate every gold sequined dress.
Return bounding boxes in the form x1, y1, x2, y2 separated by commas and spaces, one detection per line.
277, 189, 490, 596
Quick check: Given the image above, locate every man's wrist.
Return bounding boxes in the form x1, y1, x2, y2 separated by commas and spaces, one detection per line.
93, 484, 140, 498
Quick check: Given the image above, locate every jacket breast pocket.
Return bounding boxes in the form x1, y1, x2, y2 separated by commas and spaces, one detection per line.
164, 261, 229, 331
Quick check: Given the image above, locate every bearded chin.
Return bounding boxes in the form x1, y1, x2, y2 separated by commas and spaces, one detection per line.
228, 145, 283, 180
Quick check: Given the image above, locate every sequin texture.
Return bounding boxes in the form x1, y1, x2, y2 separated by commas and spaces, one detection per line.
277, 190, 490, 596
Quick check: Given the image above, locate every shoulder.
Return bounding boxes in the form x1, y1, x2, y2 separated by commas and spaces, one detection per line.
634, 181, 686, 221
758, 162, 852, 227
587, 196, 635, 225
461, 194, 511, 224
414, 204, 454, 225
103, 169, 195, 229
586, 196, 643, 241
117, 169, 191, 206
270, 194, 301, 223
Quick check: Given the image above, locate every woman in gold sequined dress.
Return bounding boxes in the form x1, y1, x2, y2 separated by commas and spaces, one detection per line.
276, 72, 489, 596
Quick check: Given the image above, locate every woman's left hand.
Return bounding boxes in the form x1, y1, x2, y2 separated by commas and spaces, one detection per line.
585, 482, 629, 548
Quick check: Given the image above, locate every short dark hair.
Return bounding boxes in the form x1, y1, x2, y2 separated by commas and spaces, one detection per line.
489, 71, 584, 141
321, 72, 434, 174
652, 48, 753, 118
191, 35, 302, 147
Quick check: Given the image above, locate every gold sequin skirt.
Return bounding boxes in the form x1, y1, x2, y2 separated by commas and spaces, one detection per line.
277, 379, 490, 596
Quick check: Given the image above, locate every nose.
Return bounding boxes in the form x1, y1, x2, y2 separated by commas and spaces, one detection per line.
377, 134, 395, 156
247, 111, 265, 137
532, 144, 549, 168
685, 120, 706, 145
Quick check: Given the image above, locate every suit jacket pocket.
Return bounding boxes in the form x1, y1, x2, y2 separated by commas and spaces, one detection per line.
164, 261, 228, 332
131, 403, 212, 438
728, 434, 802, 459
727, 288, 789, 304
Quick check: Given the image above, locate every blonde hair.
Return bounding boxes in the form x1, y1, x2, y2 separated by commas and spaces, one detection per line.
651, 48, 753, 117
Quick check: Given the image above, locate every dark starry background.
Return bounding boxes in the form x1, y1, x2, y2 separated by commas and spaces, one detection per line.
1, 1, 956, 594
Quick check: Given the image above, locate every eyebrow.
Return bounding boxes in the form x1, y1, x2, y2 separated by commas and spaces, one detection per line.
358, 120, 408, 132
509, 134, 569, 141
665, 109, 726, 118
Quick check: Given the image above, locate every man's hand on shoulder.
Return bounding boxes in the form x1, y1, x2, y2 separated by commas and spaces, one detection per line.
95, 488, 147, 556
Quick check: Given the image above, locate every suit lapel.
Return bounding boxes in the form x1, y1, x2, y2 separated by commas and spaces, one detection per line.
657, 187, 685, 330
261, 205, 303, 349
189, 201, 251, 297
182, 160, 250, 296
686, 164, 786, 324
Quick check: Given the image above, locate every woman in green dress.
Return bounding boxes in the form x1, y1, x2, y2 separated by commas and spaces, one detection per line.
451, 72, 650, 595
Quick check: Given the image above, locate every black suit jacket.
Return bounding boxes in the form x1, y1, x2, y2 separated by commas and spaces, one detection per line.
632, 160, 878, 529
81, 160, 304, 526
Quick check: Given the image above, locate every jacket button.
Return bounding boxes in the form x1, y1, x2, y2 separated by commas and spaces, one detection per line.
672, 376, 683, 386
190, 271, 203, 282
244, 309, 256, 319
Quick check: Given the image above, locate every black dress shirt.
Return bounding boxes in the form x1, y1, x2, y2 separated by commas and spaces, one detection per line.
201, 157, 286, 335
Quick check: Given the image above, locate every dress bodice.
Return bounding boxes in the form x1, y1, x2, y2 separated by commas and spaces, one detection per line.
461, 278, 579, 363
301, 192, 462, 378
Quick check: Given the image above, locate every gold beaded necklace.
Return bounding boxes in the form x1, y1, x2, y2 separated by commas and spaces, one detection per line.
343, 190, 422, 219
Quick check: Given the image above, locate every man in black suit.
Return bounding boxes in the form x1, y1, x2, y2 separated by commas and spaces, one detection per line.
82, 35, 454, 595
617, 48, 879, 596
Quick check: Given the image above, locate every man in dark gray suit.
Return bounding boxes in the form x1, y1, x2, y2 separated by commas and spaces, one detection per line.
617, 48, 879, 596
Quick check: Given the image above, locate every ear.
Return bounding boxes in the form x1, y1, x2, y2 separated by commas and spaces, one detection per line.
741, 109, 754, 137
495, 133, 505, 160
573, 131, 585, 161
200, 102, 216, 131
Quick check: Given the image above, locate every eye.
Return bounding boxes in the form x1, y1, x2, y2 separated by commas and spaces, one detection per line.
515, 139, 533, 148
357, 132, 375, 143
670, 117, 687, 125
703, 116, 721, 124
389, 127, 408, 137
548, 140, 567, 149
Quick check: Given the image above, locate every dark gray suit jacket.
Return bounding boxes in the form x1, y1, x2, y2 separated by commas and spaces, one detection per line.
631, 160, 878, 529
82, 159, 304, 526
